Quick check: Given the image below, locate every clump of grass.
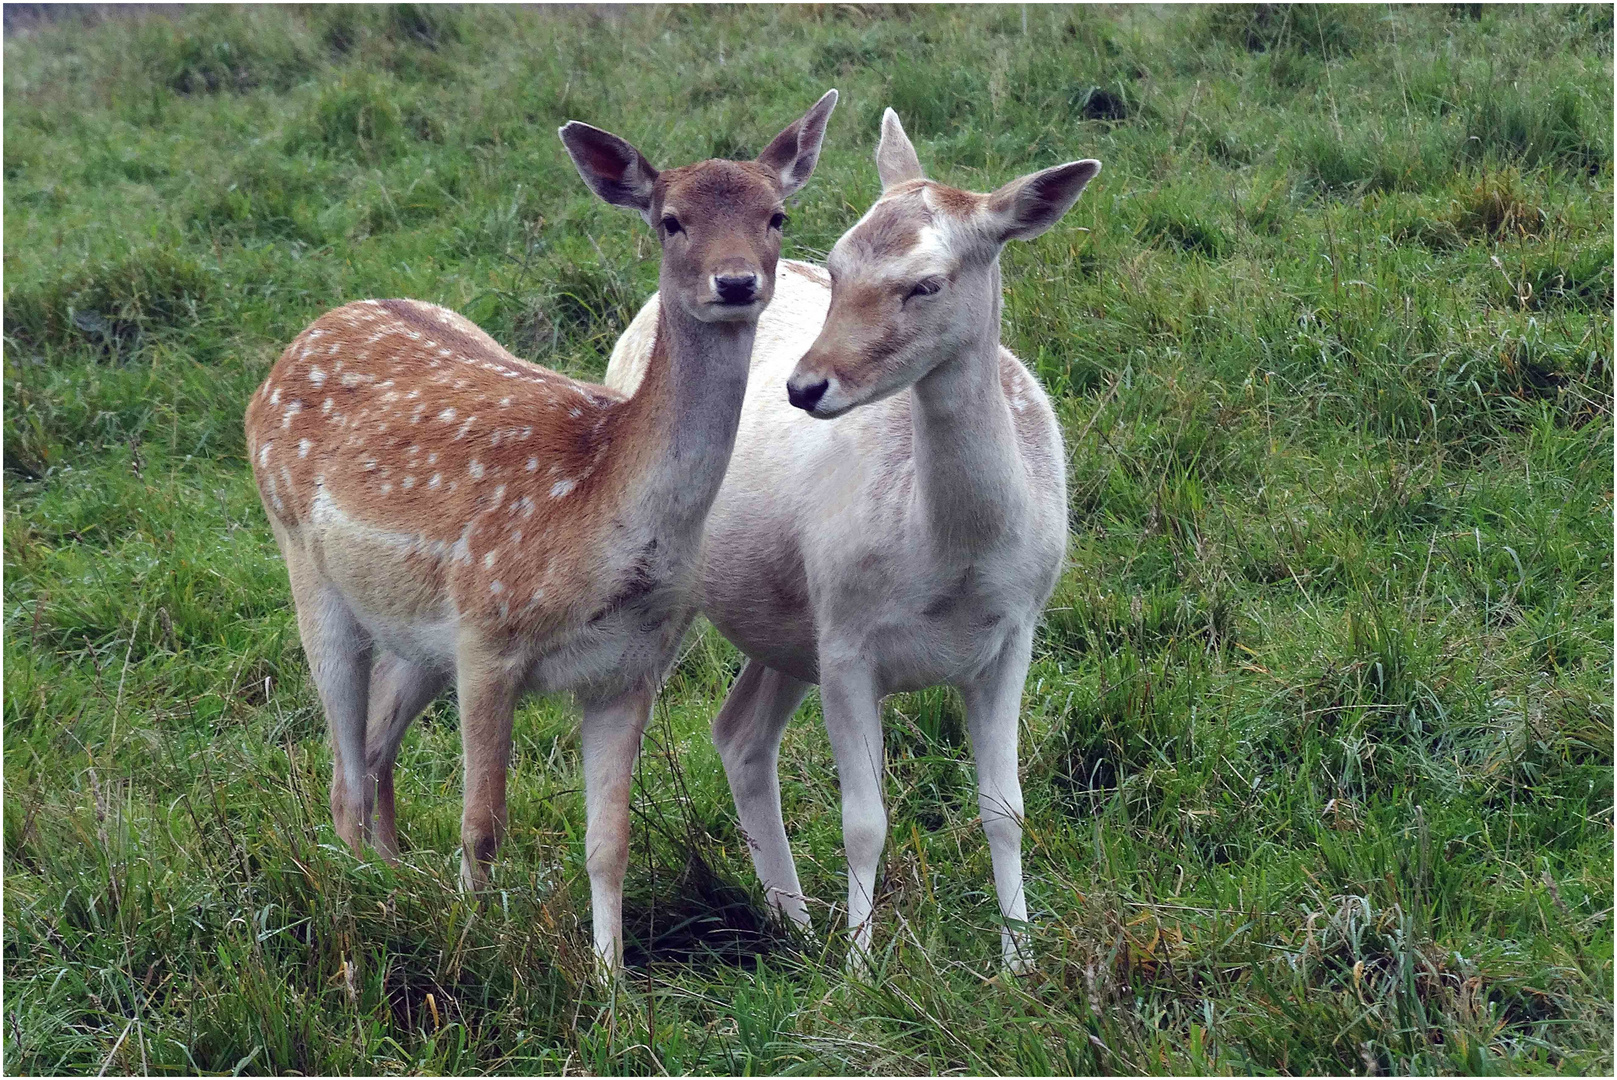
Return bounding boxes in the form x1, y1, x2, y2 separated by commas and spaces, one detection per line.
3, 248, 214, 358
1292, 119, 1456, 193
1519, 239, 1615, 311
133, 6, 322, 95
1203, 3, 1377, 56
1462, 80, 1612, 175
290, 72, 413, 163
1137, 202, 1231, 258
1447, 167, 1550, 239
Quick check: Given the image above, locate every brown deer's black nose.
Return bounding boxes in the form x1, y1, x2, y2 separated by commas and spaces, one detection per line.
787, 378, 828, 411
714, 273, 759, 304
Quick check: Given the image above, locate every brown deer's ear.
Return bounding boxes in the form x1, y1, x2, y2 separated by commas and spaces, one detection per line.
874, 108, 924, 191
984, 159, 1101, 243
756, 89, 838, 197
558, 122, 660, 223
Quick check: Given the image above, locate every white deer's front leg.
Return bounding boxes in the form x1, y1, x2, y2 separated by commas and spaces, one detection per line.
959, 624, 1035, 974
712, 660, 813, 927
818, 660, 886, 972
580, 682, 654, 980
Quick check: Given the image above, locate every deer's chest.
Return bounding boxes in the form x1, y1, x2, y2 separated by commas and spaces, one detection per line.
822, 542, 1055, 694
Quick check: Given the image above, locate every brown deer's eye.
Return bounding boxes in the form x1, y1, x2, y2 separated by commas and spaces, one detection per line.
661, 215, 683, 235
769, 212, 788, 231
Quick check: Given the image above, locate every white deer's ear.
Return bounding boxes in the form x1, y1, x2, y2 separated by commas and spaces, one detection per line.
874, 108, 924, 190
558, 121, 660, 223
984, 159, 1101, 243
757, 89, 838, 197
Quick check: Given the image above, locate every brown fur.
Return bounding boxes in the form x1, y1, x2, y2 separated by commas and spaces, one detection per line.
244, 298, 655, 636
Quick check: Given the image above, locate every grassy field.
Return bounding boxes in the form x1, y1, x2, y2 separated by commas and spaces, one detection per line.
3, 3, 1612, 1074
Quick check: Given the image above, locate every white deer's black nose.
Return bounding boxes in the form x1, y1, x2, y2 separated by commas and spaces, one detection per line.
713, 273, 759, 304
786, 377, 828, 411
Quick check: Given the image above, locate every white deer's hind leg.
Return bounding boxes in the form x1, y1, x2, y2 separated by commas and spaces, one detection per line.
712, 660, 813, 927
580, 682, 654, 979
286, 553, 373, 854
819, 661, 886, 973
960, 624, 1035, 974
365, 652, 448, 861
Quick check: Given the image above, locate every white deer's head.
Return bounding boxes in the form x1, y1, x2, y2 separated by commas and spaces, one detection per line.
786, 109, 1099, 416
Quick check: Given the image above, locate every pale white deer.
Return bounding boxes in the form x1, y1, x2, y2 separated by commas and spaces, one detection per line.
244, 90, 838, 974
605, 109, 1099, 972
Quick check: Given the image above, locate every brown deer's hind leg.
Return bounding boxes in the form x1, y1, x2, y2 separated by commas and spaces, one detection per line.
366, 652, 448, 861
455, 642, 520, 891
285, 548, 374, 854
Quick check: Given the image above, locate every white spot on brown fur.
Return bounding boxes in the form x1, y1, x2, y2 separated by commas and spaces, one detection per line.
490, 580, 504, 595
298, 439, 311, 458
269, 387, 282, 405
438, 408, 457, 423
549, 478, 576, 498
322, 397, 334, 413
308, 367, 327, 387
428, 473, 442, 489
402, 475, 415, 489
469, 460, 485, 480
258, 443, 273, 466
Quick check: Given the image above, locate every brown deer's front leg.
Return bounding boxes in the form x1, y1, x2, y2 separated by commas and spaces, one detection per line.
580, 682, 655, 978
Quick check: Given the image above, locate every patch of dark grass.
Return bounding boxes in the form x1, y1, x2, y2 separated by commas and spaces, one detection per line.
1204, 3, 1376, 57
1462, 81, 1612, 175
1138, 204, 1231, 258
1519, 240, 1615, 312
1292, 120, 1456, 194
3, 248, 214, 359
288, 72, 413, 163
132, 7, 321, 96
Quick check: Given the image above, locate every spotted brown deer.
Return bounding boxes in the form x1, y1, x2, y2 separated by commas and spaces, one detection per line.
606, 109, 1098, 973
244, 90, 837, 974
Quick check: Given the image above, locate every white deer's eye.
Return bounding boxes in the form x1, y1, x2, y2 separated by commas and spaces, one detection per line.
905, 278, 943, 301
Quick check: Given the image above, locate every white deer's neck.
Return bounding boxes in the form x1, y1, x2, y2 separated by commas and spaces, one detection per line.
625, 294, 755, 538
907, 265, 1030, 558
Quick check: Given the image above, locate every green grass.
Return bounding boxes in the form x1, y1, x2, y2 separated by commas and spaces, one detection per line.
3, 3, 1611, 1074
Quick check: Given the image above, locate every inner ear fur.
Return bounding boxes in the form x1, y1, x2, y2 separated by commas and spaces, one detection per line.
986, 159, 1102, 243
558, 121, 660, 223
756, 88, 839, 197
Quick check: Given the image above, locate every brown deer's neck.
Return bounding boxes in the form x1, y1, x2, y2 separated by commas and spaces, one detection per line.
616, 295, 755, 536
